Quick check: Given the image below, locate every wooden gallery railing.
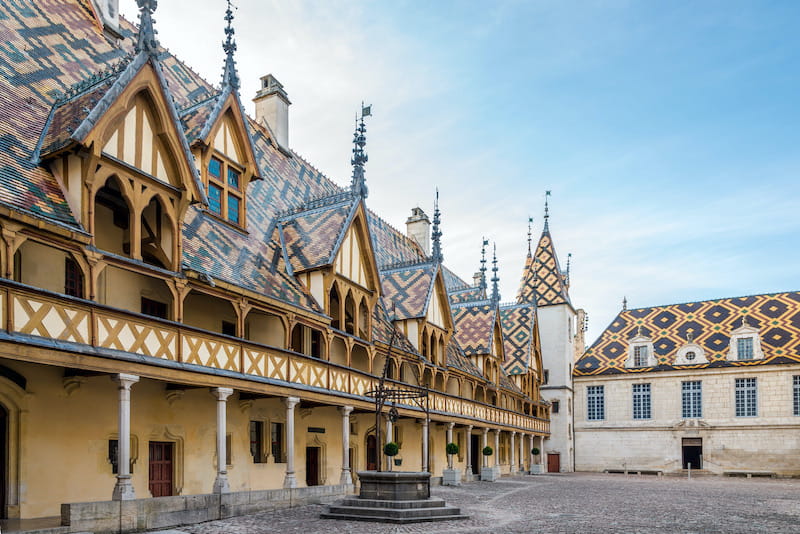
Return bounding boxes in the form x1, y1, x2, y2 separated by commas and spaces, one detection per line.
0, 280, 548, 435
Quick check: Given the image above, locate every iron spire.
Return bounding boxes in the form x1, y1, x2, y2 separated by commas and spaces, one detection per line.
350, 103, 371, 199
527, 216, 533, 257
221, 0, 240, 90
622, 296, 627, 311
491, 243, 500, 305
134, 0, 159, 56
431, 189, 443, 264
543, 190, 551, 232
565, 252, 572, 287
479, 238, 488, 293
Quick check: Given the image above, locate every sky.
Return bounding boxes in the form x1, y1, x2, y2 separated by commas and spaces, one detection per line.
118, 0, 800, 344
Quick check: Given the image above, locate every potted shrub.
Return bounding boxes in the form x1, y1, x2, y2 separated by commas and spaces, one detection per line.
384, 441, 400, 471
443, 442, 461, 486
530, 447, 542, 474
480, 446, 498, 481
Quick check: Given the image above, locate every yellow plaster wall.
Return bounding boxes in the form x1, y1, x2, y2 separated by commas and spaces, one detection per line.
98, 267, 172, 315
183, 292, 237, 334
16, 241, 68, 294
334, 226, 368, 288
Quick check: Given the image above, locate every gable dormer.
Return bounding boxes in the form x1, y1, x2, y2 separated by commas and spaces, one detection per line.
187, 91, 261, 229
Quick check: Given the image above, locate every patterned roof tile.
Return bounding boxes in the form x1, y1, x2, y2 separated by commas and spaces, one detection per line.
576, 291, 800, 376
500, 303, 535, 375
380, 264, 435, 320
452, 303, 496, 356
518, 230, 570, 307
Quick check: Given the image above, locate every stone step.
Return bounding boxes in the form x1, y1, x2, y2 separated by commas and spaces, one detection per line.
320, 511, 470, 524
327, 504, 463, 519
339, 497, 447, 509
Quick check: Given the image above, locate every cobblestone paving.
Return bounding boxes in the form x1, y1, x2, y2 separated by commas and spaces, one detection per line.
165, 473, 800, 533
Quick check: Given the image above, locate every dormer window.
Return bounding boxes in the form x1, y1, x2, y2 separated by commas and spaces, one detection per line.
206, 155, 243, 226
727, 317, 764, 362
626, 327, 655, 368
737, 338, 754, 360
633, 346, 649, 367
685, 351, 696, 361
674, 333, 708, 365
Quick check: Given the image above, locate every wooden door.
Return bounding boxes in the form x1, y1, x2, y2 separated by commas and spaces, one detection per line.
547, 453, 560, 473
305, 446, 320, 486
366, 434, 377, 471
470, 434, 481, 474
149, 441, 174, 497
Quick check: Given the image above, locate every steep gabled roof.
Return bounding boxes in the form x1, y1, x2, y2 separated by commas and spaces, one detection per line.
500, 302, 536, 375
518, 229, 570, 307
380, 262, 436, 320
576, 291, 800, 376
452, 301, 497, 356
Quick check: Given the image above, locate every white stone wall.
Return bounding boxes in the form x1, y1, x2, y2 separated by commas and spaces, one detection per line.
574, 365, 800, 475
539, 303, 577, 471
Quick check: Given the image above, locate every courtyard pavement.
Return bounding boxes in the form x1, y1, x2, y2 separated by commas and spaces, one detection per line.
159, 473, 800, 533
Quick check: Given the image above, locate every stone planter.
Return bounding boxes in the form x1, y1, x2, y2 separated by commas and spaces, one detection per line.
529, 464, 542, 475
480, 466, 499, 482
442, 468, 462, 486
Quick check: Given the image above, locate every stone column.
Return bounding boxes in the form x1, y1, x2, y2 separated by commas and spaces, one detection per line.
112, 374, 139, 500
493, 429, 500, 468
283, 396, 300, 488
446, 422, 455, 468
465, 425, 473, 475
482, 428, 489, 467
421, 418, 429, 473
339, 406, 353, 485
519, 432, 525, 472
510, 431, 516, 474
385, 415, 393, 471
212, 387, 234, 494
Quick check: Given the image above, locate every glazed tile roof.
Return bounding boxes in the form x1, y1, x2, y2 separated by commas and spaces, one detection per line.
180, 96, 218, 145
367, 209, 426, 268
500, 303, 535, 376
446, 339, 484, 380
371, 300, 417, 354
576, 291, 800, 376
279, 198, 355, 273
449, 286, 485, 305
517, 230, 570, 307
380, 262, 436, 320
452, 302, 496, 356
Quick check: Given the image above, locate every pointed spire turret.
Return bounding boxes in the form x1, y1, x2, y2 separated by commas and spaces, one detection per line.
220, 0, 240, 90
431, 189, 443, 264
350, 104, 371, 199
543, 190, 551, 232
565, 252, 572, 287
135, 0, 159, 56
479, 238, 488, 294
622, 296, 628, 311
490, 243, 500, 304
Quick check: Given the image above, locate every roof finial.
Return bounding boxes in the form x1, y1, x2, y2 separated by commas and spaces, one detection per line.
431, 189, 443, 263
543, 190, 551, 232
221, 0, 240, 90
565, 252, 572, 287
622, 296, 627, 311
134, 0, 159, 56
527, 216, 533, 257
742, 315, 749, 327
479, 238, 488, 293
491, 243, 500, 304
350, 103, 371, 198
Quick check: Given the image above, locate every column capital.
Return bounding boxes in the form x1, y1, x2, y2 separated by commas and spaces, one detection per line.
511, 430, 517, 436
466, 424, 474, 432
493, 428, 501, 436
338, 405, 353, 417
113, 374, 139, 389
284, 396, 300, 410
211, 387, 234, 401
482, 427, 489, 436
446, 422, 455, 430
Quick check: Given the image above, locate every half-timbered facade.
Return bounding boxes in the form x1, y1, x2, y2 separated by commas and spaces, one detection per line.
0, 0, 548, 528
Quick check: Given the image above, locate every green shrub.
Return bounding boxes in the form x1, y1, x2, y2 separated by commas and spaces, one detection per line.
383, 441, 399, 456
482, 445, 493, 456
532, 447, 540, 456
446, 442, 459, 455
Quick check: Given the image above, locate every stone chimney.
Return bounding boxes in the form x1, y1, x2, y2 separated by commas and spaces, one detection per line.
253, 74, 291, 147
405, 207, 430, 255
473, 272, 482, 287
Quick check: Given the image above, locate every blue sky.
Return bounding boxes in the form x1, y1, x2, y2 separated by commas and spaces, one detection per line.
119, 0, 800, 343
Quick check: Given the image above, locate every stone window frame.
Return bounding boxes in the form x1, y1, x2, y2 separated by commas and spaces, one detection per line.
726, 318, 764, 362
632, 383, 651, 420
625, 329, 656, 368
675, 340, 708, 365
734, 377, 758, 417
587, 385, 605, 421
794, 376, 800, 417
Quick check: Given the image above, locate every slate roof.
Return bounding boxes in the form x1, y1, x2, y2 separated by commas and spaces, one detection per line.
500, 303, 536, 375
576, 291, 800, 376
279, 198, 355, 274
518, 229, 570, 307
